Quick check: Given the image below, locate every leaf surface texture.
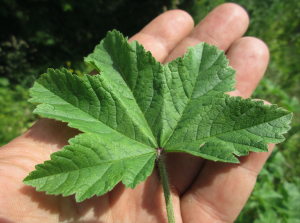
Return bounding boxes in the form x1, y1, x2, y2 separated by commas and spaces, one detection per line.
24, 30, 292, 201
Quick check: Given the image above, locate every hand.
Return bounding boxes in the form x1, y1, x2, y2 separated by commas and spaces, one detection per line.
0, 3, 270, 222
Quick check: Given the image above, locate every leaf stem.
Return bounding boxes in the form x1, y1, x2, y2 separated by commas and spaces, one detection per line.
157, 153, 175, 223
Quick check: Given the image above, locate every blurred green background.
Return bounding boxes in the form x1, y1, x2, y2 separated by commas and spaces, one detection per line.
0, 0, 299, 222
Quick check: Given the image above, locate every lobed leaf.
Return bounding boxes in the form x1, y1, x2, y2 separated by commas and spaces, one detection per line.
24, 30, 292, 201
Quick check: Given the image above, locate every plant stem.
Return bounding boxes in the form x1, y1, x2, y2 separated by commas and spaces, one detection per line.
157, 154, 176, 223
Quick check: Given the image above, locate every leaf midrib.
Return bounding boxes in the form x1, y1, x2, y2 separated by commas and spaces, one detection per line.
102, 40, 159, 147
162, 44, 223, 147
27, 151, 156, 181
165, 111, 290, 150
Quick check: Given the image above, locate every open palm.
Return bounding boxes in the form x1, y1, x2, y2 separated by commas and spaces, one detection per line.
0, 4, 272, 223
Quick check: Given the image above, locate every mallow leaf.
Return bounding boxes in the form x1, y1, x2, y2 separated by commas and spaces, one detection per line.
23, 30, 292, 202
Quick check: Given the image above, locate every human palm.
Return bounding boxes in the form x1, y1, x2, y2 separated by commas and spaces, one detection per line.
0, 4, 272, 223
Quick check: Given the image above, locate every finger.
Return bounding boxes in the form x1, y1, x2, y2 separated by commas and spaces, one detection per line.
226, 37, 269, 98
164, 3, 250, 195
181, 143, 275, 222
164, 3, 249, 64
129, 9, 194, 62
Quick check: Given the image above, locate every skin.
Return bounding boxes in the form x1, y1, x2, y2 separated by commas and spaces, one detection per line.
0, 3, 271, 223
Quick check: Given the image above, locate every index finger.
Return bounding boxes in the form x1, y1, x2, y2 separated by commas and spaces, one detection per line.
129, 9, 194, 62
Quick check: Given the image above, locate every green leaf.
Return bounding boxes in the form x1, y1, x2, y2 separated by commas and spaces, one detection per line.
23, 30, 292, 201
254, 208, 282, 223
25, 133, 156, 202
281, 181, 300, 219
165, 96, 292, 162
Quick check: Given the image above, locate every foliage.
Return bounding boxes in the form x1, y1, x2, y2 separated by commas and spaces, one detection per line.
0, 35, 38, 87
0, 77, 37, 146
23, 31, 291, 222
235, 147, 300, 223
